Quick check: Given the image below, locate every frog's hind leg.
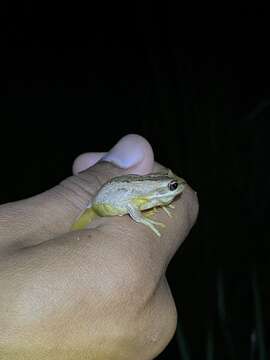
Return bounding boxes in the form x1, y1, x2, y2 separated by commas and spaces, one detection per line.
71, 207, 98, 230
127, 204, 165, 237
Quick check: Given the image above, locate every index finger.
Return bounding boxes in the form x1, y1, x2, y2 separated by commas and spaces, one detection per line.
0, 135, 155, 250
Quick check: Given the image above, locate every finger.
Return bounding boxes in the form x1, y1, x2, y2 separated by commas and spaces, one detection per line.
101, 181, 198, 269
72, 152, 106, 174
69, 178, 199, 287
157, 183, 199, 265
0, 134, 155, 249
72, 133, 154, 175
75, 158, 198, 276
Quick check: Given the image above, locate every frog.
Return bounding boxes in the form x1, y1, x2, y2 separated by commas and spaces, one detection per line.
71, 169, 186, 237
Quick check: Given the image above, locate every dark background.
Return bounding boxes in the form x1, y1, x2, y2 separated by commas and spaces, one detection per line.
1, 5, 270, 359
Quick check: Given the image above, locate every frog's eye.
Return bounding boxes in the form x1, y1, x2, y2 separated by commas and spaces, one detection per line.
168, 180, 178, 191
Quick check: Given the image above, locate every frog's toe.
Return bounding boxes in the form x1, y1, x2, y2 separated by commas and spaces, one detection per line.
162, 206, 172, 217
146, 218, 166, 228
144, 222, 161, 237
143, 208, 158, 218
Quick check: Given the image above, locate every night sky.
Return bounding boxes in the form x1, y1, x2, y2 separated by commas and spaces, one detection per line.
1, 6, 270, 359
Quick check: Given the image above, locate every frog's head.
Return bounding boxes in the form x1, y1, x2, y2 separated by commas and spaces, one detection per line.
146, 173, 186, 205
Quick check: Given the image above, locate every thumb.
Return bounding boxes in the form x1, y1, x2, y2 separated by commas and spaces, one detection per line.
0, 134, 154, 249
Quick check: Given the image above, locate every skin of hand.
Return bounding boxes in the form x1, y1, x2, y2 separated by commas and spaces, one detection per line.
0, 134, 199, 360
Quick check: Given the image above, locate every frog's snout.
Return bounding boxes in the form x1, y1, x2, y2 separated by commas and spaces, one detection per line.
179, 183, 185, 190
177, 181, 186, 193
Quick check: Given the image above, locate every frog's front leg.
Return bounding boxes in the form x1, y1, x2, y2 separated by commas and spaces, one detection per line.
126, 204, 165, 237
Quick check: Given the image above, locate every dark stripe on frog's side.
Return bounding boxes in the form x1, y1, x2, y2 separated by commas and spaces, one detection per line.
107, 173, 170, 184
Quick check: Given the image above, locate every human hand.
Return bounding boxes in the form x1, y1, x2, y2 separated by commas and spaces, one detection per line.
0, 134, 199, 360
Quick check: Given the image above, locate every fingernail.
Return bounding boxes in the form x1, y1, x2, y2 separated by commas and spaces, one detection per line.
101, 134, 145, 168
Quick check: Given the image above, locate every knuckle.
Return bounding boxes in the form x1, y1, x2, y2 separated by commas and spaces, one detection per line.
58, 162, 126, 211
57, 174, 99, 210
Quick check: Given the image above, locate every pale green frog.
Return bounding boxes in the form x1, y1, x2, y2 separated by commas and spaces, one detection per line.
71, 169, 186, 237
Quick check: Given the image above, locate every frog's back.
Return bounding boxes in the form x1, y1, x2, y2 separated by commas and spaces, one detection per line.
92, 182, 132, 216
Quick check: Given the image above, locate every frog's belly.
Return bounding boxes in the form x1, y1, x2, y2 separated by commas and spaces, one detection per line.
92, 203, 126, 217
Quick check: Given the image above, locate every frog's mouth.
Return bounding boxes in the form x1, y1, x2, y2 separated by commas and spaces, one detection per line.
159, 195, 180, 205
